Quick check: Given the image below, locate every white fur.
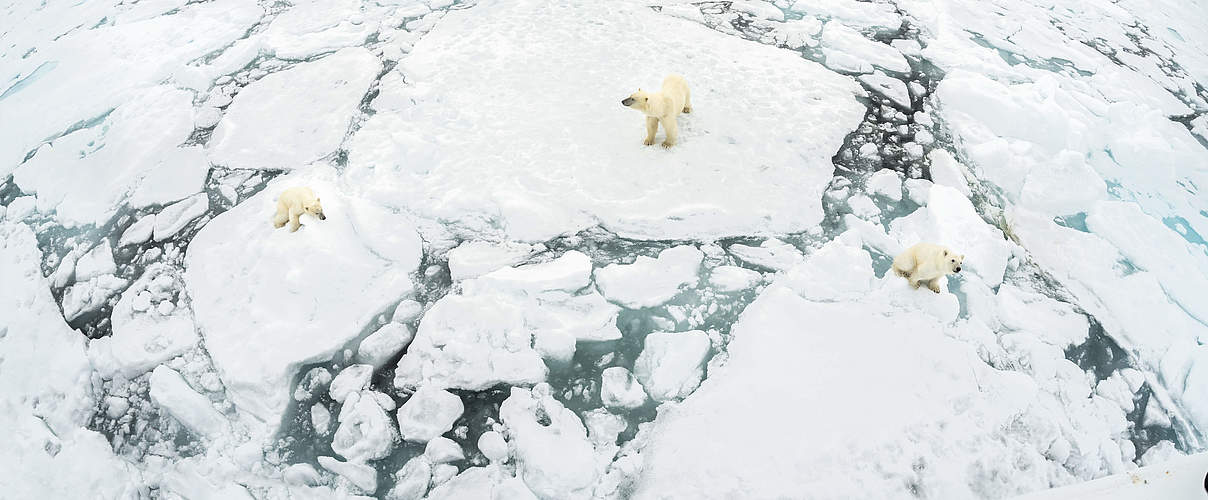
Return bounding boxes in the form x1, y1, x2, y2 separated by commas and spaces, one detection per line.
891, 242, 964, 293
272, 186, 326, 232
622, 74, 692, 148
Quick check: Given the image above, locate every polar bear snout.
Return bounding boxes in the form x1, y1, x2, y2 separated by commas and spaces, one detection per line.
954, 266, 961, 273
621, 97, 635, 106
317, 213, 327, 220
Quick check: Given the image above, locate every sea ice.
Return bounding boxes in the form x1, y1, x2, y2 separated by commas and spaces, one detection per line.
857, 71, 912, 109
332, 391, 400, 463
344, 0, 864, 241
822, 24, 910, 74
186, 172, 422, 435
355, 323, 415, 369
632, 331, 711, 401
317, 456, 377, 493
594, 246, 703, 308
89, 265, 198, 379
149, 366, 229, 441
208, 48, 382, 171
395, 251, 620, 391
707, 265, 762, 293
447, 240, 540, 281
0, 223, 140, 497
500, 385, 596, 499
396, 386, 464, 443
425, 436, 465, 464
725, 238, 805, 272
600, 367, 649, 410
330, 365, 375, 404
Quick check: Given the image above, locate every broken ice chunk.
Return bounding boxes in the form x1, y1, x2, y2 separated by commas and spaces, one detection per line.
332, 391, 399, 463
446, 240, 538, 280
708, 265, 762, 292
61, 274, 128, 321
600, 367, 649, 410
73, 243, 116, 282
329, 364, 374, 403
866, 169, 903, 202
355, 323, 415, 369
858, 72, 911, 109
317, 456, 377, 493
294, 367, 333, 402
208, 48, 382, 170
153, 193, 209, 241
388, 455, 433, 500
633, 331, 711, 401
474, 250, 592, 293
771, 18, 822, 49
727, 238, 804, 272
424, 436, 465, 464
822, 24, 909, 74
148, 365, 228, 440
500, 385, 595, 498
594, 246, 703, 308
847, 194, 881, 220
397, 386, 464, 443
478, 431, 509, 463
311, 403, 332, 435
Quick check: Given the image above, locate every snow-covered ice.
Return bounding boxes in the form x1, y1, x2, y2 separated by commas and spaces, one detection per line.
5, 0, 1208, 496
500, 384, 596, 499
149, 365, 229, 441
355, 323, 415, 369
594, 246, 703, 308
395, 386, 464, 443
331, 390, 400, 463
208, 48, 382, 171
344, 0, 864, 241
395, 251, 620, 391
185, 173, 423, 434
633, 331, 712, 402
600, 367, 649, 410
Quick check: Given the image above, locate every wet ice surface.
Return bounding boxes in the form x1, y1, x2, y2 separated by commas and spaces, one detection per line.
2, 0, 1207, 498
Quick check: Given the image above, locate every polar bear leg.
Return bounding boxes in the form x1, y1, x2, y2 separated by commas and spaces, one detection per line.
644, 117, 658, 146
661, 116, 678, 148
683, 89, 692, 114
288, 207, 303, 233
927, 278, 942, 293
272, 207, 289, 229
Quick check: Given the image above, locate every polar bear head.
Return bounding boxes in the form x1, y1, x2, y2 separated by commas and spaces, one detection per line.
304, 196, 326, 220
943, 248, 964, 273
621, 89, 650, 111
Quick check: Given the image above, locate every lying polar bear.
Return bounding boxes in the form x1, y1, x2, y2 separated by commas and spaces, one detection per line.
622, 74, 691, 148
272, 186, 326, 232
892, 243, 963, 293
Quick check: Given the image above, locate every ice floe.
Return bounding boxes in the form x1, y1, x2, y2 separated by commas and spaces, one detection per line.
186, 172, 422, 434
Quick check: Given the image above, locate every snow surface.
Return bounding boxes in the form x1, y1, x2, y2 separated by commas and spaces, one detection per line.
208, 48, 382, 171
5, 0, 1208, 497
344, 0, 865, 241
185, 171, 423, 434
594, 246, 704, 308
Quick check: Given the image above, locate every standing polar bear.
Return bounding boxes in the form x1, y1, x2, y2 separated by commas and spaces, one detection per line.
892, 243, 964, 293
622, 74, 691, 148
272, 186, 326, 232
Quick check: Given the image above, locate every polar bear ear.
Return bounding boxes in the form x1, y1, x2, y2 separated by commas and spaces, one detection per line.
943, 249, 948, 256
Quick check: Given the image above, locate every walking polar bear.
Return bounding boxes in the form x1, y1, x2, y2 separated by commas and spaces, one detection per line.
272, 186, 326, 232
622, 74, 691, 148
892, 243, 964, 293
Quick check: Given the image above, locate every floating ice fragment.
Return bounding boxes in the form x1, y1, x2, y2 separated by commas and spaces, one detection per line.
633, 331, 711, 401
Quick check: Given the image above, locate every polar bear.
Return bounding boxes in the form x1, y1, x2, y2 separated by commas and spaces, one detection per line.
892, 243, 963, 293
272, 186, 326, 232
621, 74, 691, 148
